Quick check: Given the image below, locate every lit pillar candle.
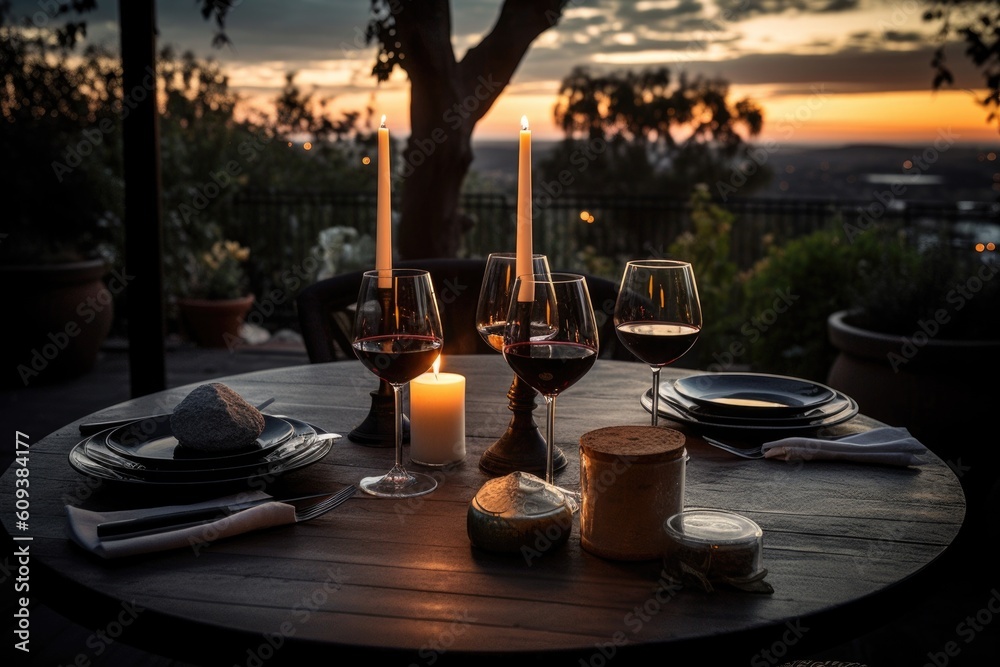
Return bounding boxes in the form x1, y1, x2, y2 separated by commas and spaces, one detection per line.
409, 357, 466, 466
376, 115, 392, 289
516, 115, 533, 301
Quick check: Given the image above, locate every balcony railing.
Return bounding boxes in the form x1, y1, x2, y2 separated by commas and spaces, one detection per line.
223, 189, 999, 327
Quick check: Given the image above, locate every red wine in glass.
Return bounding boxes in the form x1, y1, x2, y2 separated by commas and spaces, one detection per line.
502, 341, 597, 396
614, 261, 703, 426
352, 335, 443, 385
351, 269, 444, 498
503, 273, 599, 508
614, 322, 700, 366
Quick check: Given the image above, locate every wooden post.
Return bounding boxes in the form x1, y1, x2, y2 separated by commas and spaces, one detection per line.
119, 0, 167, 396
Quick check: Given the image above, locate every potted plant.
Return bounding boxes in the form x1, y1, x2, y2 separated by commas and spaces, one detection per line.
0, 11, 123, 386
826, 229, 999, 494
174, 236, 255, 349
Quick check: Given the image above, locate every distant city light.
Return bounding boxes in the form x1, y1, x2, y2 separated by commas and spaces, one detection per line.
362, 156, 371, 165
303, 142, 312, 151
579, 210, 595, 223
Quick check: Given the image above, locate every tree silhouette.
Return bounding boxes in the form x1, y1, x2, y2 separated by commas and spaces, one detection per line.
924, 0, 1000, 131
544, 66, 766, 198
364, 0, 568, 258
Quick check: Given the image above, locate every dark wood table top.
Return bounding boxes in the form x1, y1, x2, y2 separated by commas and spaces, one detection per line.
1, 355, 966, 665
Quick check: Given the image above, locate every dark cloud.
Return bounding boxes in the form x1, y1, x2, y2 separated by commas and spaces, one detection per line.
715, 0, 861, 20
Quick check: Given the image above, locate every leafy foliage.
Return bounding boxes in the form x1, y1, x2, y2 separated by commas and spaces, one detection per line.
666, 186, 743, 369
0, 7, 122, 263
924, 0, 1000, 131
542, 66, 769, 199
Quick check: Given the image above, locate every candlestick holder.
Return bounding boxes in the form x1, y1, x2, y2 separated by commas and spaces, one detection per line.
349, 378, 410, 447
478, 373, 566, 477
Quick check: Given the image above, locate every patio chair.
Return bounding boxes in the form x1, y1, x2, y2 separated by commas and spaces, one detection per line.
295, 259, 630, 363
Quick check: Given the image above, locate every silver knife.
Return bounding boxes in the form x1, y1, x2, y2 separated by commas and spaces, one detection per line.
96, 491, 336, 540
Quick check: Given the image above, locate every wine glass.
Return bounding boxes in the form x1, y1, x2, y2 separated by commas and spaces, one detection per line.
503, 273, 599, 504
352, 269, 443, 498
476, 252, 551, 352
474, 253, 553, 476
613, 260, 702, 426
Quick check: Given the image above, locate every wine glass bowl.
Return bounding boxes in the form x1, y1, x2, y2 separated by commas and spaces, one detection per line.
614, 260, 702, 426
475, 253, 557, 478
503, 273, 599, 497
352, 269, 443, 498
476, 253, 551, 352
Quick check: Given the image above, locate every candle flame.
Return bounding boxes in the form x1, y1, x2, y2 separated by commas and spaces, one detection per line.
432, 355, 441, 379
521, 115, 529, 131
380, 114, 386, 129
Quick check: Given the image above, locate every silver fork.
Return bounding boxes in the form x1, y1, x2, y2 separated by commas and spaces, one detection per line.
701, 436, 766, 459
702, 431, 855, 459
293, 485, 357, 522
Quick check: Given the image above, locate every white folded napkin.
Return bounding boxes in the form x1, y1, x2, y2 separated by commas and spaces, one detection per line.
66, 491, 297, 559
761, 427, 929, 467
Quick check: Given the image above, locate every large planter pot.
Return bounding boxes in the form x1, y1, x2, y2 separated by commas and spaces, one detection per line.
1, 259, 114, 387
827, 309, 999, 484
177, 295, 254, 348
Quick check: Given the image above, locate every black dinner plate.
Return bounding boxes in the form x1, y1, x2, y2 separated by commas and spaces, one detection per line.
86, 417, 320, 478
69, 419, 335, 487
104, 415, 295, 469
658, 382, 851, 426
672, 372, 837, 416
640, 388, 858, 434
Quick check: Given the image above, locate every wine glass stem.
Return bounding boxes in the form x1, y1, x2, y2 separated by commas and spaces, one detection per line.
544, 395, 556, 484
650, 367, 661, 427
393, 383, 404, 468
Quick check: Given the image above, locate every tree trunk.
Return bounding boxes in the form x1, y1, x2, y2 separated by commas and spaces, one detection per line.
390, 0, 567, 259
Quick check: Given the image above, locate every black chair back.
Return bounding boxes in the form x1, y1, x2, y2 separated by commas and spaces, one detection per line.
295, 259, 632, 363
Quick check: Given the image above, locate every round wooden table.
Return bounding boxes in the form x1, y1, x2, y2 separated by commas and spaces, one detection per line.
0, 356, 967, 665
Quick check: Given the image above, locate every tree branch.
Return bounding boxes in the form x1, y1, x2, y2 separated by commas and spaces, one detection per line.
456, 0, 567, 123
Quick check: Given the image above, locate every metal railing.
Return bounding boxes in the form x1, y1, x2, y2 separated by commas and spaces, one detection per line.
222, 189, 999, 327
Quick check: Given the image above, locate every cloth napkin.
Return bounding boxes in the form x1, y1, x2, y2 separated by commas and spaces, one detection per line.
761, 427, 929, 467
66, 491, 297, 559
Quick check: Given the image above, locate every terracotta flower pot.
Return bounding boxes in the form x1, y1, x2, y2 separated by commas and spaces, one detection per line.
177, 295, 255, 348
2, 259, 114, 387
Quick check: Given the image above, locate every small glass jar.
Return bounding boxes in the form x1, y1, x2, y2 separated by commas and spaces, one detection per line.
579, 425, 686, 560
663, 509, 765, 585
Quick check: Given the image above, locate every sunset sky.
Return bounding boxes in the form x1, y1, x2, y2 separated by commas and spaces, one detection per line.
23, 0, 1000, 145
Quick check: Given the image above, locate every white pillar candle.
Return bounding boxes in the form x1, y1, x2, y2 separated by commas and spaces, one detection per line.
516, 115, 533, 301
376, 115, 392, 289
409, 367, 466, 466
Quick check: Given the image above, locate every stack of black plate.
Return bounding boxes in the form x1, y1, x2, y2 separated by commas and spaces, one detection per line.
68, 415, 338, 487
640, 372, 858, 434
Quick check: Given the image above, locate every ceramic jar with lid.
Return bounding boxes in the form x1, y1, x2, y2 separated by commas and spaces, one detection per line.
579, 425, 686, 560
